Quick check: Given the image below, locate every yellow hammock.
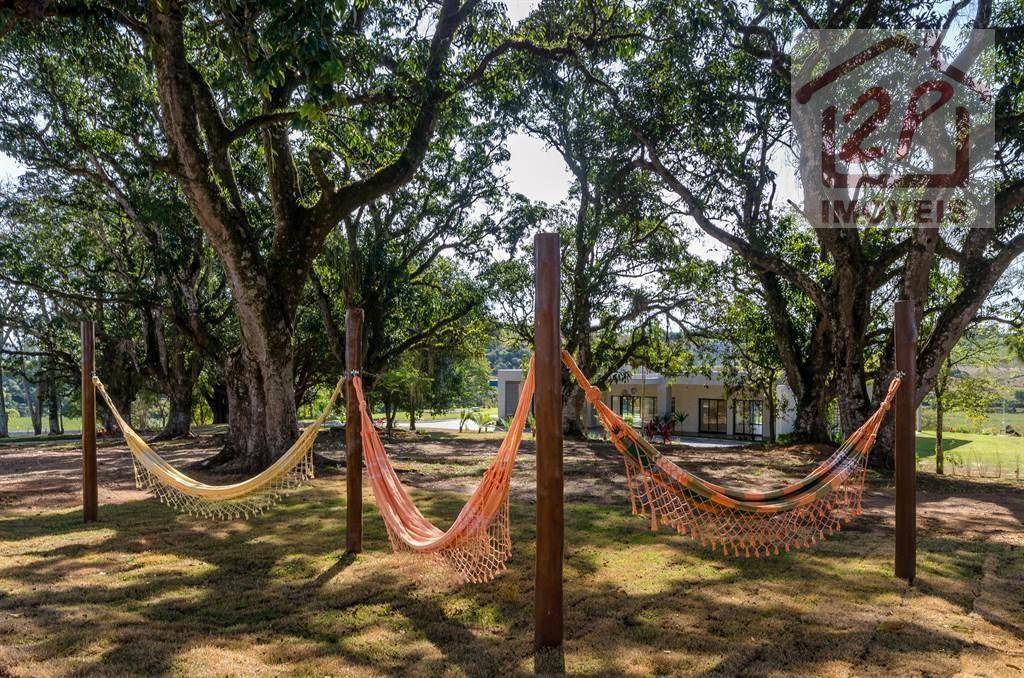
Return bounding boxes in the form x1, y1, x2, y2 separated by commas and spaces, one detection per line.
352, 357, 535, 583
562, 351, 902, 558
93, 375, 344, 519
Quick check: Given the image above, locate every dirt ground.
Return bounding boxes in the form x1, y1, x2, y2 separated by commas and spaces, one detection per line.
1, 432, 1022, 676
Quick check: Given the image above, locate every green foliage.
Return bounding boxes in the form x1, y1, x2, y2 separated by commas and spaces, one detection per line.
684, 259, 789, 440
0, 0, 1019, 452
0, 0, 566, 453
493, 50, 697, 414
458, 409, 474, 433
521, 0, 1024, 445
373, 324, 493, 429
375, 358, 432, 415
1009, 331, 1024, 364
946, 375, 1000, 427
469, 410, 503, 433
487, 342, 531, 370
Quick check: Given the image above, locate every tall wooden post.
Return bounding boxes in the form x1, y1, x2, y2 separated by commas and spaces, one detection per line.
894, 300, 917, 583
345, 309, 364, 554
534, 232, 563, 651
81, 320, 98, 523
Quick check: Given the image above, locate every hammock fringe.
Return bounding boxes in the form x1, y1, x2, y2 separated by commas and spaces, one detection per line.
562, 350, 901, 558
128, 450, 316, 519
92, 375, 343, 519
354, 357, 535, 583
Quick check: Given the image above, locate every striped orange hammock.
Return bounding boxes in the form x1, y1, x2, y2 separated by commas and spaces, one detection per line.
351, 357, 535, 583
562, 351, 903, 558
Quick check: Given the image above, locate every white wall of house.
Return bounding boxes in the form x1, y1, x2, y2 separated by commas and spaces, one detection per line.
496, 368, 524, 419
668, 383, 731, 435
493, 366, 796, 439
775, 383, 797, 436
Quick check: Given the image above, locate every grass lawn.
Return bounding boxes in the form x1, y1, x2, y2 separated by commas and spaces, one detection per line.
5, 415, 83, 435
385, 406, 499, 424
916, 430, 1024, 480
1, 433, 1021, 675
919, 408, 1024, 435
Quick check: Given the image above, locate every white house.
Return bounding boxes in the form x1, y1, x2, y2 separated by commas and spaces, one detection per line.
495, 366, 796, 440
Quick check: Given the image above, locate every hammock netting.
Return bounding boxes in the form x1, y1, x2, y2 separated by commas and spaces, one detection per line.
93, 375, 344, 519
561, 351, 902, 558
92, 346, 901, 577
352, 358, 536, 583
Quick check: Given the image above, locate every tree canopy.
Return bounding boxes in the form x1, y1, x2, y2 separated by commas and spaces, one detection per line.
0, 0, 1020, 470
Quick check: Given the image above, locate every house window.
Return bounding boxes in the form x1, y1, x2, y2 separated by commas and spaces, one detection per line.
504, 381, 520, 418
698, 398, 727, 434
610, 395, 657, 427
734, 400, 764, 438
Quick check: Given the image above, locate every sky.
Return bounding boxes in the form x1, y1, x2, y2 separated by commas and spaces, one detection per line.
0, 153, 21, 181
503, 0, 540, 23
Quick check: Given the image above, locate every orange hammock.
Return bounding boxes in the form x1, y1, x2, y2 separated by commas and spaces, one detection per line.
352, 357, 535, 583
562, 351, 902, 558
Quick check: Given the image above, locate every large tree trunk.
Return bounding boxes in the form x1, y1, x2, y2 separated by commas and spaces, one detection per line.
384, 399, 397, 436
0, 361, 8, 438
148, 7, 299, 472
765, 385, 776, 443
159, 392, 192, 440
562, 184, 594, 440
26, 378, 41, 435
46, 377, 61, 435
792, 381, 832, 442
144, 1, 473, 472
223, 347, 298, 473
153, 380, 194, 441
144, 2, 470, 472
95, 326, 141, 434
100, 386, 134, 435
758, 272, 836, 444
563, 387, 587, 439
205, 379, 229, 425
562, 277, 591, 439
867, 374, 914, 471
141, 307, 198, 441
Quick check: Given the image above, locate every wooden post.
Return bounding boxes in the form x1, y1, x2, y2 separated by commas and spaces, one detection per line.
534, 232, 563, 651
894, 300, 917, 583
81, 320, 98, 523
345, 308, 364, 554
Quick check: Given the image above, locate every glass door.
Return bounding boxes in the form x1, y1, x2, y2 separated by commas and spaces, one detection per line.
698, 398, 727, 434
734, 399, 764, 438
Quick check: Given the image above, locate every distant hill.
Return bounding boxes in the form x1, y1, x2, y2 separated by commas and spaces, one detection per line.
487, 344, 530, 371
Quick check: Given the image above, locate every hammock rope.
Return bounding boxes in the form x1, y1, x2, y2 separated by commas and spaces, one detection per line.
352, 357, 535, 583
561, 350, 902, 557
92, 375, 344, 519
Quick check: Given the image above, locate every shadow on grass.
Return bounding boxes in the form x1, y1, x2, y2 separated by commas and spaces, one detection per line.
916, 437, 972, 459
1, 445, 1021, 675
1, 491, 518, 675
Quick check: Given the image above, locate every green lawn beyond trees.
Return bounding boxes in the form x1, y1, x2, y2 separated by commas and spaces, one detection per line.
919, 408, 1024, 436
916, 431, 1024, 481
